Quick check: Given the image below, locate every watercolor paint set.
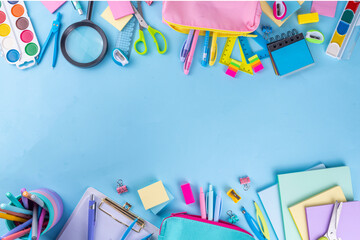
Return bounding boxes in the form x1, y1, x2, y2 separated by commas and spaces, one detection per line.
326, 1, 360, 59
0, 1, 40, 69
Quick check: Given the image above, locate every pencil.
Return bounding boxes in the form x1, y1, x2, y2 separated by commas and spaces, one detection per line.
0, 218, 32, 239
21, 188, 29, 209
0, 208, 32, 219
6, 192, 24, 209
31, 205, 38, 240
1, 227, 31, 240
0, 212, 28, 222
37, 208, 46, 238
0, 203, 33, 215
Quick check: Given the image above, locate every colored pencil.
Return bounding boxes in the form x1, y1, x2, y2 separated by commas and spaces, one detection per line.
1, 228, 31, 240
0, 218, 32, 239
6, 192, 24, 209
0, 208, 32, 219
0, 212, 28, 222
0, 204, 33, 215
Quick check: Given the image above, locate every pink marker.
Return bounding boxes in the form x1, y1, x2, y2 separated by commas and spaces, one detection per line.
184, 30, 200, 75
199, 187, 206, 219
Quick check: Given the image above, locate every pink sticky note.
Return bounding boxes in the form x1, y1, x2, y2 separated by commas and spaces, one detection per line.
108, 1, 134, 20
311, 1, 338, 18
146, 1, 153, 6
41, 1, 66, 14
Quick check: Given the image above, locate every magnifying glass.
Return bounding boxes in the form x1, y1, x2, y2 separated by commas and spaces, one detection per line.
60, 1, 108, 68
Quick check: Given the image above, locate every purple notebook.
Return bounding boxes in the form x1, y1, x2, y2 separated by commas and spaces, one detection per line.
305, 201, 360, 240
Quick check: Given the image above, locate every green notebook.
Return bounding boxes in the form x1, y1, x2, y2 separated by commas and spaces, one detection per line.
278, 166, 353, 240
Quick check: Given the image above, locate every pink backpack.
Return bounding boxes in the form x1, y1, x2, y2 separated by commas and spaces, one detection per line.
162, 1, 262, 37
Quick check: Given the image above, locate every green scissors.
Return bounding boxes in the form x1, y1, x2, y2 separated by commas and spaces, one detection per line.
131, 1, 167, 55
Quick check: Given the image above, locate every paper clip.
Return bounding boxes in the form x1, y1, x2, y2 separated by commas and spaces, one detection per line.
227, 189, 241, 203
227, 210, 239, 224
239, 176, 251, 191
116, 179, 128, 194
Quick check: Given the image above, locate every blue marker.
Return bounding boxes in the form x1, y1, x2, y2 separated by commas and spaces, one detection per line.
201, 31, 210, 67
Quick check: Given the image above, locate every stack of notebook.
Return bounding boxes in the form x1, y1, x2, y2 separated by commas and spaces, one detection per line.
258, 165, 357, 240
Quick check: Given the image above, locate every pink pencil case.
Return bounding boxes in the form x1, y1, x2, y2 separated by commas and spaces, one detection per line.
159, 212, 255, 240
162, 1, 262, 37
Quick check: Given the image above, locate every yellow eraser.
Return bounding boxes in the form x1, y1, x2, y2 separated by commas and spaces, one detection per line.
298, 13, 319, 25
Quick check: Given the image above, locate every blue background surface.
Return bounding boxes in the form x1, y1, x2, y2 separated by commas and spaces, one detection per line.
1, 1, 359, 239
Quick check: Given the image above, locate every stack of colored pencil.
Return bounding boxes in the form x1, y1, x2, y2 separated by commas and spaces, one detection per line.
0, 189, 48, 240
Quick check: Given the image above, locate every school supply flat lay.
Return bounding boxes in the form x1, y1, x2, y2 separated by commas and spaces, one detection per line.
1, 0, 359, 79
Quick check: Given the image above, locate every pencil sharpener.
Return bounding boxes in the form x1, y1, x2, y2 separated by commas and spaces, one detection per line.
227, 189, 241, 203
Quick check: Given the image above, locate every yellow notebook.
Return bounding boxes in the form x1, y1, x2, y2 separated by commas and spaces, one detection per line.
288, 186, 346, 240
260, 1, 304, 27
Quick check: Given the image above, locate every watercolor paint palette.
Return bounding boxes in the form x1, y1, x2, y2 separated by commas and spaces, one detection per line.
0, 1, 40, 69
326, 1, 360, 59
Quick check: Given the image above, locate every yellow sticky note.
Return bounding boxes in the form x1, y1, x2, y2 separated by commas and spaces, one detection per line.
138, 181, 169, 210
288, 186, 347, 240
101, 7, 133, 31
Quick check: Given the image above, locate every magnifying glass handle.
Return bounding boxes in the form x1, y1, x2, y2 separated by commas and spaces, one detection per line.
87, 1, 94, 20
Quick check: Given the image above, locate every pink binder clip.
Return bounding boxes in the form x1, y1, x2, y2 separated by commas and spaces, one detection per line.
116, 179, 128, 194
239, 176, 251, 191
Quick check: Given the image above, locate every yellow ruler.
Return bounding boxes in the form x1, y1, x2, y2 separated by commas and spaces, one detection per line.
219, 37, 253, 75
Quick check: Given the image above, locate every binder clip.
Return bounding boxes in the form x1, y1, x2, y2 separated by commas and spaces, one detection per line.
116, 179, 128, 194
227, 210, 239, 224
240, 176, 251, 191
262, 25, 272, 41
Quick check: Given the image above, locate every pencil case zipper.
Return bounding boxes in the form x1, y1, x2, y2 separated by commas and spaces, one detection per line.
159, 212, 254, 237
162, 20, 256, 37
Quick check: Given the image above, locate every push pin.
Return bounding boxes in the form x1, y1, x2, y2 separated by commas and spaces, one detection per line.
227, 210, 239, 224
116, 179, 128, 194
240, 176, 251, 191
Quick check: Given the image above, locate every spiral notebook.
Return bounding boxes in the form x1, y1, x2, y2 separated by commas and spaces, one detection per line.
267, 32, 314, 77
57, 187, 159, 240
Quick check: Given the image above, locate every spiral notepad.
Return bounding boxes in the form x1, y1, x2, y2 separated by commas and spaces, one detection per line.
267, 32, 314, 76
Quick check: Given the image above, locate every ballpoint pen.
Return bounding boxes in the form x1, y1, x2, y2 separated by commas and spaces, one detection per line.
88, 194, 96, 240
180, 29, 194, 62
184, 30, 199, 75
241, 207, 266, 240
199, 187, 206, 219
71, 1, 83, 15
213, 192, 222, 222
201, 31, 210, 67
254, 201, 270, 240
207, 184, 214, 221
209, 32, 218, 66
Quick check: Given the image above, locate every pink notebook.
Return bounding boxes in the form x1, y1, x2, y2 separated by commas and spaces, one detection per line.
108, 1, 134, 20
41, 1, 66, 14
306, 201, 360, 240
